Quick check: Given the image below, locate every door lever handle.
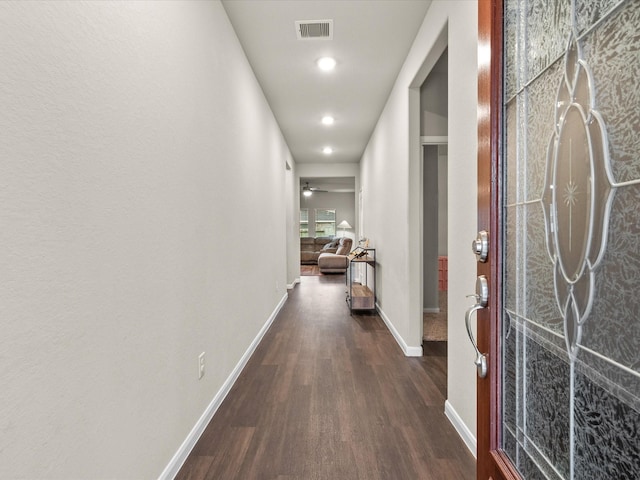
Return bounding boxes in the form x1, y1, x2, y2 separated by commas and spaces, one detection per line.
465, 302, 488, 378
464, 275, 489, 378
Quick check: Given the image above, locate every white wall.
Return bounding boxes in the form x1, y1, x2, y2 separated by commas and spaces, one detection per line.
286, 161, 301, 288
297, 162, 359, 179
359, 0, 478, 450
0, 2, 293, 478
300, 192, 356, 241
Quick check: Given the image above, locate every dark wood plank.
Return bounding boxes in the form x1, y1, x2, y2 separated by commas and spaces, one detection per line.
176, 275, 476, 479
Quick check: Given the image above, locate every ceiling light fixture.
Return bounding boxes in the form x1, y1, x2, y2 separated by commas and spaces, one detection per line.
321, 116, 334, 125
322, 146, 333, 155
317, 57, 336, 71
302, 182, 313, 197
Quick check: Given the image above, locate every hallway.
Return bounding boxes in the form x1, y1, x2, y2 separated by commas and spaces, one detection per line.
177, 275, 476, 479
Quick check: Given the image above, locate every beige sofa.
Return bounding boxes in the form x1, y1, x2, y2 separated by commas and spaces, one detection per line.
300, 236, 353, 268
318, 238, 353, 273
300, 236, 336, 264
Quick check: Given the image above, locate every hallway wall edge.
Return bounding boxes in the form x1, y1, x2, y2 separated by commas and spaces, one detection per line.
376, 303, 423, 357
158, 292, 289, 480
445, 399, 478, 458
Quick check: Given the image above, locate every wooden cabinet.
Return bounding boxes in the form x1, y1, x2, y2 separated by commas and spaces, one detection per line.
346, 248, 376, 313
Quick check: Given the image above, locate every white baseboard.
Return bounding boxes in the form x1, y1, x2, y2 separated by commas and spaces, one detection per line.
423, 307, 440, 313
444, 400, 477, 458
158, 292, 289, 479
287, 277, 300, 289
376, 303, 423, 357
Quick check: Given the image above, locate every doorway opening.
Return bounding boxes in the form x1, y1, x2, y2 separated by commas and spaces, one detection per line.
422, 143, 448, 345
298, 176, 356, 277
419, 48, 448, 360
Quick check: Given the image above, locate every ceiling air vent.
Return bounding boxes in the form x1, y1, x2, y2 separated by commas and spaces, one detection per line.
295, 20, 333, 40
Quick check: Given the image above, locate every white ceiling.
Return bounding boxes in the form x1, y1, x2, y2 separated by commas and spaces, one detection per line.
221, 0, 432, 164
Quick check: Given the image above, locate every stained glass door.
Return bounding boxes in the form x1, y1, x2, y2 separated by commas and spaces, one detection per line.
477, 0, 640, 478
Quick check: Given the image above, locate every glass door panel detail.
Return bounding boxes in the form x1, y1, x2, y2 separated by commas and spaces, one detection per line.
502, 0, 640, 478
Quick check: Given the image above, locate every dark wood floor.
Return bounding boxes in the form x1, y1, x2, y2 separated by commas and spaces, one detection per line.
176, 275, 476, 479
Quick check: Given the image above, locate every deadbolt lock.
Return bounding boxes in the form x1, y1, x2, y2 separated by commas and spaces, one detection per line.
472, 230, 489, 263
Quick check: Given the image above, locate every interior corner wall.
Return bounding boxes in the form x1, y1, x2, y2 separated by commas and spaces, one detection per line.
0, 2, 292, 478
438, 146, 449, 256
423, 146, 439, 311
420, 52, 449, 137
359, 0, 478, 443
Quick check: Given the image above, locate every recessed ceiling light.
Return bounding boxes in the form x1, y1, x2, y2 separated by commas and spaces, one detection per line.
323, 146, 333, 155
321, 116, 334, 125
317, 57, 336, 71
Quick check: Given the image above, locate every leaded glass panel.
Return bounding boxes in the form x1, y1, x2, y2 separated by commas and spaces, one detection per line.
501, 0, 640, 478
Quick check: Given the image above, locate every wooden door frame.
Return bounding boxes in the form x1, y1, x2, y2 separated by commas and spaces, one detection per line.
476, 0, 520, 478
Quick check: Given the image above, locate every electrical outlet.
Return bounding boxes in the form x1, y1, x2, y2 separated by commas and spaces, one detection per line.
198, 352, 205, 379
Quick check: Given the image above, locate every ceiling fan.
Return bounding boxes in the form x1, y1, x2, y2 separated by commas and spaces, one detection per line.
301, 182, 327, 197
